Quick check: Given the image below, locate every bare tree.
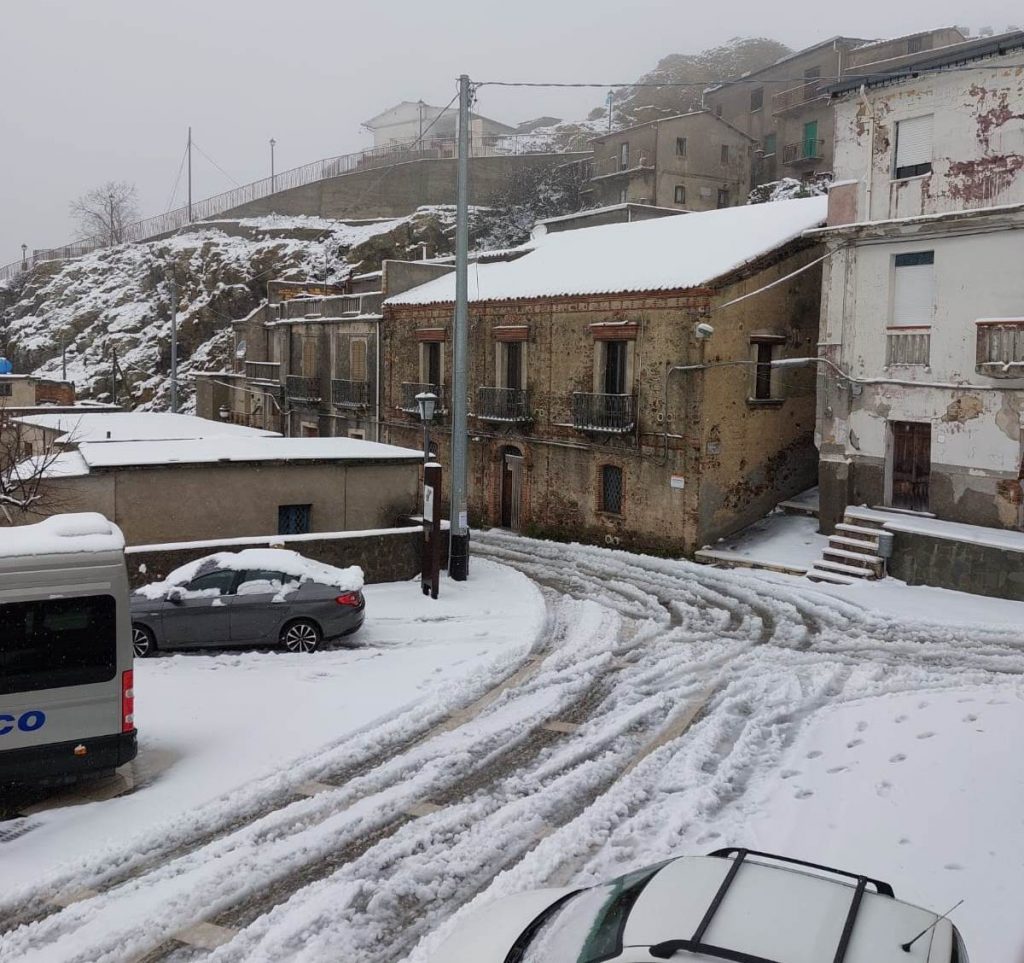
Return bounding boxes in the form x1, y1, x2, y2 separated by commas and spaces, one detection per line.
0, 404, 73, 522
70, 180, 139, 247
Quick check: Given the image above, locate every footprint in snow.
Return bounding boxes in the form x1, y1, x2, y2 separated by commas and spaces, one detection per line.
856, 720, 869, 732
827, 766, 847, 775
876, 780, 892, 797
963, 713, 978, 723
780, 769, 800, 780
795, 789, 814, 799
890, 753, 907, 763
805, 750, 823, 759
898, 836, 911, 845
915, 731, 935, 740
944, 863, 963, 871
894, 714, 908, 723
846, 738, 864, 749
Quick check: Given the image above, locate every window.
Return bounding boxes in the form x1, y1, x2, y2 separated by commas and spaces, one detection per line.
717, 188, 730, 209
301, 423, 319, 437
892, 251, 935, 326
753, 342, 776, 400
674, 185, 686, 204
750, 87, 764, 112
187, 570, 239, 595
350, 338, 368, 382
763, 133, 777, 156
720, 144, 730, 164
498, 340, 523, 391
301, 336, 318, 378
894, 115, 933, 179
619, 142, 629, 170
604, 340, 629, 395
421, 340, 443, 387
675, 136, 687, 157
347, 429, 366, 440
601, 465, 623, 514
1, 595, 117, 694
0, 383, 11, 397
802, 119, 819, 159
237, 570, 294, 596
278, 504, 312, 535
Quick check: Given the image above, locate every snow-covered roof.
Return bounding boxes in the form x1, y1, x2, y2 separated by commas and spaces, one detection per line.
15, 412, 279, 444
76, 436, 423, 470
0, 513, 124, 560
386, 197, 827, 306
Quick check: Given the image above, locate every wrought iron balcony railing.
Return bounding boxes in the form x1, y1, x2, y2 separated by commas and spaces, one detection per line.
570, 392, 636, 433
399, 382, 445, 414
771, 80, 826, 115
285, 375, 322, 404
476, 386, 531, 423
245, 361, 281, 382
782, 139, 826, 164
331, 379, 370, 407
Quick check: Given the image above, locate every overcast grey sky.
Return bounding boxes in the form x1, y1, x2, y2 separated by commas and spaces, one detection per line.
1, 0, 1018, 262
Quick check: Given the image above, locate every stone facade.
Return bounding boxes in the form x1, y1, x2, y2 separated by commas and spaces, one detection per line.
380, 243, 823, 556
583, 112, 755, 211
814, 34, 1024, 533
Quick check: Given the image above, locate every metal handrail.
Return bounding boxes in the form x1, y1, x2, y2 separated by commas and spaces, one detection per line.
285, 375, 322, 403
331, 379, 370, 407
0, 133, 575, 284
570, 392, 635, 432
476, 386, 530, 422
782, 139, 826, 164
400, 382, 445, 412
245, 361, 281, 381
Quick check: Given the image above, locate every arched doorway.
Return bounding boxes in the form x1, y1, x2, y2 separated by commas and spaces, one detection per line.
500, 446, 524, 531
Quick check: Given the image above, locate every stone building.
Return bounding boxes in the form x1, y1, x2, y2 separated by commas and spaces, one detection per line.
583, 111, 756, 211
381, 197, 827, 555
362, 101, 516, 150
703, 28, 967, 187
813, 31, 1024, 533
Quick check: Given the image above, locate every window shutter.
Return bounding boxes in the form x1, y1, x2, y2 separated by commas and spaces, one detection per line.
350, 339, 367, 382
893, 256, 935, 326
896, 115, 933, 169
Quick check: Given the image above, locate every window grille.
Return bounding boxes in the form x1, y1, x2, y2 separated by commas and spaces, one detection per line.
601, 465, 623, 515
278, 504, 311, 536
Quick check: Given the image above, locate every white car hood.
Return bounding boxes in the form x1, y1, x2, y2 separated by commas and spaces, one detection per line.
427, 886, 579, 963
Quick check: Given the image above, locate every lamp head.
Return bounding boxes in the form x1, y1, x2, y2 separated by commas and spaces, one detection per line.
415, 391, 438, 424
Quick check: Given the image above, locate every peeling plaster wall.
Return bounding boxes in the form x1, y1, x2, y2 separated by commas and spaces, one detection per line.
833, 53, 1024, 222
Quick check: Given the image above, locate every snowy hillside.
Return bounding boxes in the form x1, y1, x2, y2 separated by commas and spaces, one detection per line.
0, 210, 457, 412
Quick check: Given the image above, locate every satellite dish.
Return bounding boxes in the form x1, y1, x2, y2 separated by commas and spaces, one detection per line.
0, 357, 13, 375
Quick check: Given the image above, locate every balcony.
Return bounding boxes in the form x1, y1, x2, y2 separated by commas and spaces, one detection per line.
781, 139, 826, 165
245, 361, 281, 383
399, 382, 446, 414
977, 319, 1024, 376
476, 386, 531, 423
571, 392, 636, 433
771, 80, 826, 115
331, 379, 370, 408
285, 376, 322, 405
886, 331, 930, 367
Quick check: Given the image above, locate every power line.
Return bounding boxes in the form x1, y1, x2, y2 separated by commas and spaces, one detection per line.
191, 140, 242, 188
164, 144, 189, 214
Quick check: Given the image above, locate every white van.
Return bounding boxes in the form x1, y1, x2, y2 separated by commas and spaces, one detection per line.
0, 513, 137, 786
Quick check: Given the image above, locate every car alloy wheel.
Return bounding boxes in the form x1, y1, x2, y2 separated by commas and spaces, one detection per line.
132, 624, 155, 658
282, 620, 321, 653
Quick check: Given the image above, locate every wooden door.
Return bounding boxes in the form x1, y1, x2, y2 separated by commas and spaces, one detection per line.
891, 421, 931, 511
501, 448, 524, 531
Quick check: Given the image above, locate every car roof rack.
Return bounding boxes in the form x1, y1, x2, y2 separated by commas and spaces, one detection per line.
648, 849, 897, 963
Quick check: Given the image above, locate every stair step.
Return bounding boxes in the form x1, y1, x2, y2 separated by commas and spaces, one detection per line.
812, 559, 876, 578
823, 547, 884, 564
868, 505, 936, 518
830, 535, 879, 550
835, 523, 884, 538
806, 568, 856, 585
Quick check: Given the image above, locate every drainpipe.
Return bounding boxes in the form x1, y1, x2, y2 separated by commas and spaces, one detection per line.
858, 84, 874, 219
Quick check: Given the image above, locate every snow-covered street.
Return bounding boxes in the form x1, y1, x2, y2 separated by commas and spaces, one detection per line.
3, 535, 1024, 961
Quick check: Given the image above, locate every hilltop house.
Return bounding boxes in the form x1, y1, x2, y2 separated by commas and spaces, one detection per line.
381, 197, 827, 555
362, 101, 517, 151
814, 31, 1024, 533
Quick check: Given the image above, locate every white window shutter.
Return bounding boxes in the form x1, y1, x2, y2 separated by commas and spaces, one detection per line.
896, 115, 933, 168
893, 263, 934, 326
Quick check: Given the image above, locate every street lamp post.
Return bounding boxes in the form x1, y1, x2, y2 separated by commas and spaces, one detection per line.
20, 244, 27, 270
270, 138, 276, 192
415, 391, 441, 599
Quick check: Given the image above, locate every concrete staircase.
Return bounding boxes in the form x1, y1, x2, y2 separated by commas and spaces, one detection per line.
807, 511, 888, 585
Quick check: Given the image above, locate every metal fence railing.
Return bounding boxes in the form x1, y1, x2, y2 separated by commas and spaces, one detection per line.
331, 379, 370, 407
0, 133, 571, 285
570, 392, 636, 433
285, 375, 322, 405
476, 386, 531, 422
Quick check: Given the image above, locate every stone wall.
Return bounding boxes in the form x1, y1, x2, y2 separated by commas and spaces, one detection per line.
125, 527, 424, 588
888, 529, 1024, 601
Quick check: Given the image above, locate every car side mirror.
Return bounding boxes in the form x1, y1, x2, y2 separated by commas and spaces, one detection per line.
167, 586, 184, 604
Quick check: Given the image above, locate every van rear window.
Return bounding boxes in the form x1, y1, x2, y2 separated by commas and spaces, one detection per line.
0, 595, 117, 694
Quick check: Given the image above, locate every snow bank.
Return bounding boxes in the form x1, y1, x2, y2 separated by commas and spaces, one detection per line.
134, 548, 363, 598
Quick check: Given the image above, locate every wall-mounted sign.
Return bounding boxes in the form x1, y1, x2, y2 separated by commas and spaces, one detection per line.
423, 485, 434, 522
670, 475, 685, 490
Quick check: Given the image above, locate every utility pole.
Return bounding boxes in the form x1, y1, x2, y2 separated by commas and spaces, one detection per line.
269, 138, 276, 192
108, 191, 116, 246
449, 74, 471, 581
61, 342, 67, 381
111, 347, 118, 404
187, 127, 193, 223
168, 272, 179, 413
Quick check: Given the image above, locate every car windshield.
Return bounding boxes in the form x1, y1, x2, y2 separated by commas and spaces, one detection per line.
518, 862, 668, 963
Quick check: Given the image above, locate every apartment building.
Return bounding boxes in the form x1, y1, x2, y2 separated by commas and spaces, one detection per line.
814, 31, 1024, 532
380, 198, 827, 555
583, 111, 756, 210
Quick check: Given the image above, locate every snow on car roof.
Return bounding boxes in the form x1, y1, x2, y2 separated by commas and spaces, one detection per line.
14, 411, 279, 444
136, 548, 363, 597
385, 196, 827, 306
77, 436, 423, 469
0, 512, 125, 559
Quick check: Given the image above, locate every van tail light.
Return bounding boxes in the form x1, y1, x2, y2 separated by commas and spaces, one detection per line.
335, 591, 362, 607
122, 670, 135, 733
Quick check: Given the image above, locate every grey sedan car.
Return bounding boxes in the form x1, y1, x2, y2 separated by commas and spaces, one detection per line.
130, 551, 365, 656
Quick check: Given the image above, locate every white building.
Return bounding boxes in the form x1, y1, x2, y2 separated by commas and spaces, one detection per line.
814, 31, 1024, 532
361, 101, 516, 150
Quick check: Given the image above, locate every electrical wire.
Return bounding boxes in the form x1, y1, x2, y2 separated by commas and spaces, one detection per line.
164, 144, 189, 214
191, 141, 242, 188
